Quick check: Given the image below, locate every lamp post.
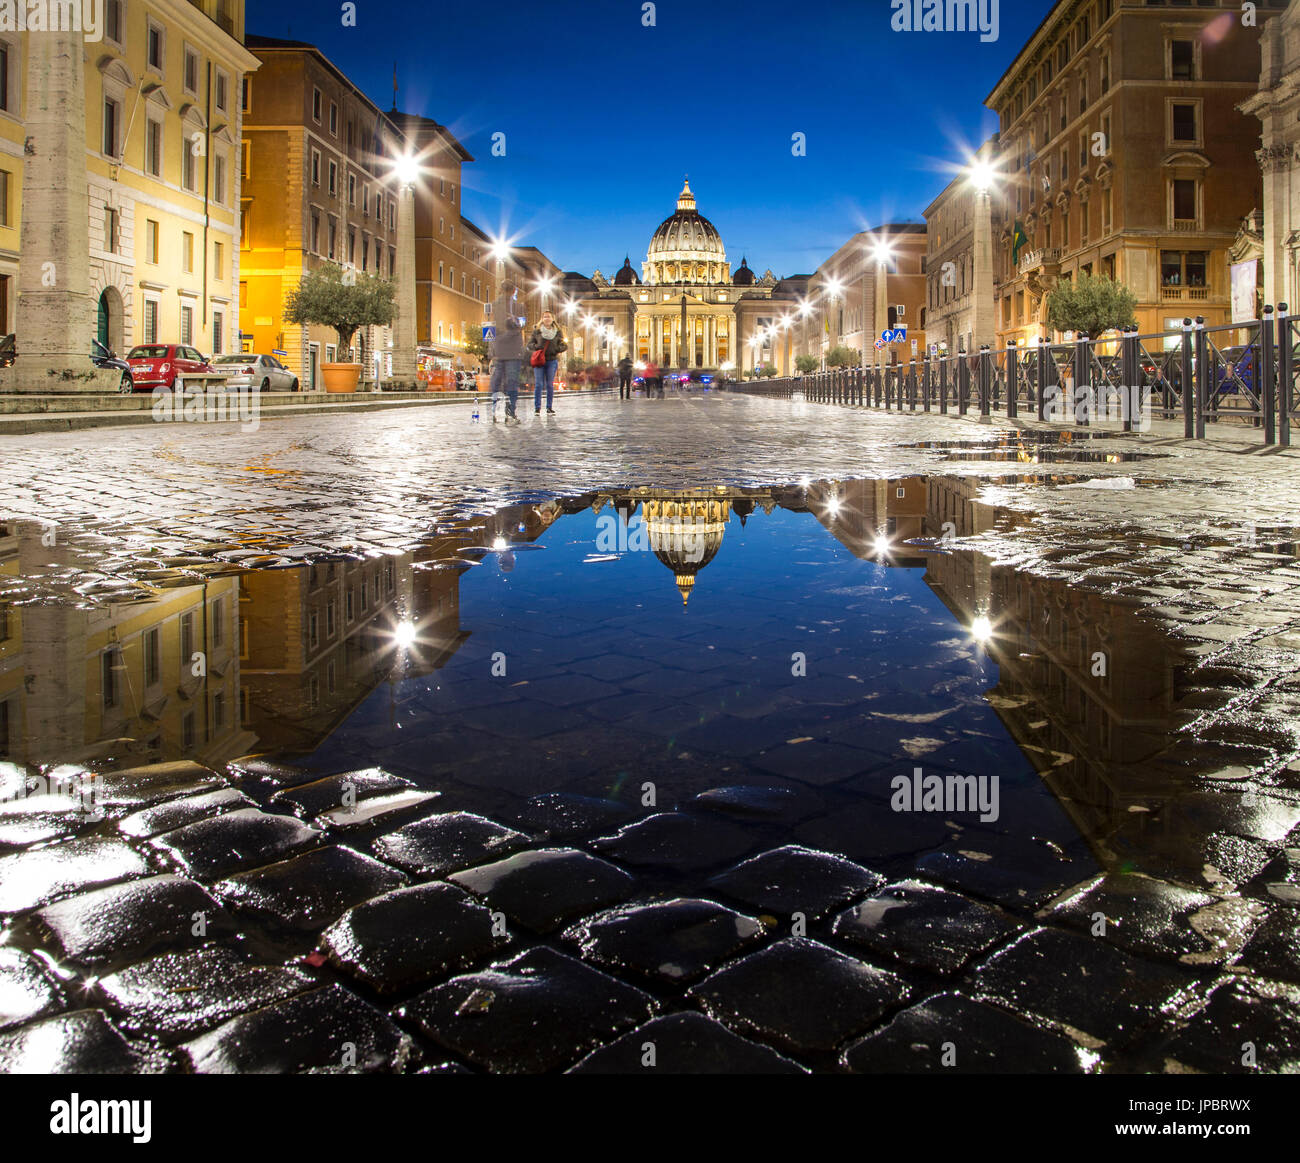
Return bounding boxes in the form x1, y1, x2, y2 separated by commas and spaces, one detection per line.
869, 235, 895, 377
390, 152, 421, 390
969, 154, 997, 355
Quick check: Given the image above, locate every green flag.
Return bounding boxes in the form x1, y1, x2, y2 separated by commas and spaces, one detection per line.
1011, 220, 1028, 265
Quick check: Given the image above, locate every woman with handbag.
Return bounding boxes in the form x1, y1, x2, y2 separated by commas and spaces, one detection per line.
528, 312, 567, 416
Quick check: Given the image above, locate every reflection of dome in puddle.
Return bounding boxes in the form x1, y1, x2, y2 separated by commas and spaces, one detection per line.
642, 496, 731, 606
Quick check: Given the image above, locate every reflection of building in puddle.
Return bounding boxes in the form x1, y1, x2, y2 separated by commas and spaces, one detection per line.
0, 522, 254, 769
795, 478, 930, 564
239, 552, 467, 754
918, 488, 1206, 869
593, 487, 777, 606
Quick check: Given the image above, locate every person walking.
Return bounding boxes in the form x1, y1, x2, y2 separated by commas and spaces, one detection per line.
489, 280, 525, 424
528, 311, 566, 415
617, 354, 634, 400
643, 357, 660, 399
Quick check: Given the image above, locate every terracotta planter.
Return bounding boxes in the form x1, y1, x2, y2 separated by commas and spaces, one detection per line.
322, 362, 362, 394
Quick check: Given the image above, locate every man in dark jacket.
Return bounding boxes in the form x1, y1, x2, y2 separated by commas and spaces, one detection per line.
617, 355, 634, 400
489, 281, 525, 423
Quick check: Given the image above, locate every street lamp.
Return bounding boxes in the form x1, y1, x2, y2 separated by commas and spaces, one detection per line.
967, 151, 997, 359
867, 235, 896, 376
822, 280, 843, 370
390, 151, 421, 389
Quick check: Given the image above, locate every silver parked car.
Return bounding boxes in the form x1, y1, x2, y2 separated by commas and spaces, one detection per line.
211, 353, 299, 392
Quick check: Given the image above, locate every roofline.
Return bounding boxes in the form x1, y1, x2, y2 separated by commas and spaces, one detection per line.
246, 34, 401, 134
984, 0, 1087, 108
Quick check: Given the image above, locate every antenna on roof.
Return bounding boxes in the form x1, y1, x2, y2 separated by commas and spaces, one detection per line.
392, 62, 398, 113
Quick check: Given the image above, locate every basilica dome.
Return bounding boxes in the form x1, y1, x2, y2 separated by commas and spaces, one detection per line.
642, 494, 731, 606
643, 180, 729, 285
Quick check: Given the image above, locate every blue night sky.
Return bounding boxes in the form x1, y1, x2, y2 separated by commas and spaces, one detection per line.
254, 0, 1054, 277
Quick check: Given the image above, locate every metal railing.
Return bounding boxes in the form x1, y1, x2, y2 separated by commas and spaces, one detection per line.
725, 306, 1300, 447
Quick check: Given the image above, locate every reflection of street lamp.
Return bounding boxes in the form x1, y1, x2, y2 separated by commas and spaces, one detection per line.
391, 152, 420, 388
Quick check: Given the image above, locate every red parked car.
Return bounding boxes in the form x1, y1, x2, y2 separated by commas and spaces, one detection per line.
125, 344, 214, 391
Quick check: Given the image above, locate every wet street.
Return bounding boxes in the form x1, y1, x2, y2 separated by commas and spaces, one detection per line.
2, 391, 1299, 1073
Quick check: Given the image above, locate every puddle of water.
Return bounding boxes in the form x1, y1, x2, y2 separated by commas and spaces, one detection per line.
0, 475, 1241, 892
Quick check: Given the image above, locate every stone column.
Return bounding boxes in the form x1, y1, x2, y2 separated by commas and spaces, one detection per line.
5, 30, 104, 393
972, 188, 996, 350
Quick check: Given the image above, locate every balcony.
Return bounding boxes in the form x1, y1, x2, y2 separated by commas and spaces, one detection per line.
1018, 247, 1061, 275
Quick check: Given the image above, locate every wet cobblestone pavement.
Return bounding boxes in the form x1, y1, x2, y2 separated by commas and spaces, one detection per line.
2, 392, 1300, 1073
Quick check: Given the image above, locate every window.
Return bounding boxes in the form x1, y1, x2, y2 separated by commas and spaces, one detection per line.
1173, 178, 1196, 222
144, 628, 161, 687
183, 231, 194, 273
309, 610, 319, 648
328, 160, 337, 197
329, 102, 338, 135
348, 228, 355, 265
214, 242, 224, 280
102, 96, 119, 157
1100, 53, 1109, 93
312, 87, 322, 122
311, 210, 320, 253
182, 711, 196, 750
214, 154, 226, 203
182, 140, 196, 191
363, 186, 370, 216
105, 0, 123, 44
146, 118, 162, 176
361, 237, 369, 270
1171, 102, 1197, 142
439, 261, 444, 285
0, 43, 9, 114
146, 219, 159, 264
1186, 251, 1207, 286
1079, 76, 1087, 114
439, 216, 444, 235
348, 173, 356, 205
215, 71, 228, 113
241, 140, 251, 179
212, 598, 225, 646
311, 149, 321, 186
1171, 39, 1196, 80
147, 22, 164, 73
326, 601, 336, 637
389, 200, 395, 230
242, 76, 250, 113
328, 218, 337, 260
181, 304, 193, 345
214, 691, 225, 730
102, 648, 121, 709
184, 47, 199, 95
144, 300, 159, 343
213, 310, 223, 354
104, 205, 118, 253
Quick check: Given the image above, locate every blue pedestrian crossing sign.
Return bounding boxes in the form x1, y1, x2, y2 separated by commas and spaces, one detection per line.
880, 327, 907, 344
482, 324, 496, 340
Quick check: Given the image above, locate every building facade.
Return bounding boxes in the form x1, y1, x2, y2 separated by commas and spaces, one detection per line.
240, 36, 404, 389
563, 181, 797, 376
0, 1, 258, 370
1242, 0, 1300, 310
986, 0, 1280, 347
804, 224, 928, 367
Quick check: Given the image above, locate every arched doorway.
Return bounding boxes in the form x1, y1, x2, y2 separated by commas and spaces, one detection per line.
97, 287, 124, 352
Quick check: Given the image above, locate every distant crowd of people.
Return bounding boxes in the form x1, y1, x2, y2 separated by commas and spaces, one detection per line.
487, 281, 678, 422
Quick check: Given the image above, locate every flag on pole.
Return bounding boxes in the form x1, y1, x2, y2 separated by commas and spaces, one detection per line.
1011, 220, 1028, 266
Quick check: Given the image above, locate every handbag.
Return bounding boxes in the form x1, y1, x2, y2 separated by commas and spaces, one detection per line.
530, 347, 546, 367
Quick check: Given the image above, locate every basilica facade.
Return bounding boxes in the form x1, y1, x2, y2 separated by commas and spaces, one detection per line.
559, 181, 803, 377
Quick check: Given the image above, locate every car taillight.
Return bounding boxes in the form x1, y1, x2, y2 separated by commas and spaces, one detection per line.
159, 362, 171, 377
244, 366, 255, 374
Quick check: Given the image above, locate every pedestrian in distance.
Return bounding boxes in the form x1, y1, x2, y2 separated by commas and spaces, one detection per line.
617, 354, 634, 400
489, 280, 526, 424
528, 312, 567, 415
643, 357, 660, 399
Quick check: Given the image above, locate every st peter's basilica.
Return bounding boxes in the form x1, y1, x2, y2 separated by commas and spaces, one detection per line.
559, 181, 806, 377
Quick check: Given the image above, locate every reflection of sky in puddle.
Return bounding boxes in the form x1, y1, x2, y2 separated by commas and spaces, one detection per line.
296, 503, 1085, 880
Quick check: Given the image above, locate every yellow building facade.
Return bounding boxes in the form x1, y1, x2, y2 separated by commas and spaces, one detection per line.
0, 1, 259, 355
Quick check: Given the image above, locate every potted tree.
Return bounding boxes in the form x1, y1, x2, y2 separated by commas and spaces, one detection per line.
285, 263, 397, 393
